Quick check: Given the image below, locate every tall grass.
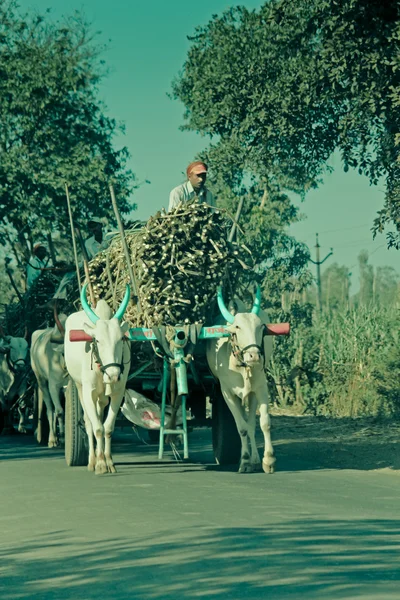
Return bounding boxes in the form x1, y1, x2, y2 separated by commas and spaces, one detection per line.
269, 304, 400, 417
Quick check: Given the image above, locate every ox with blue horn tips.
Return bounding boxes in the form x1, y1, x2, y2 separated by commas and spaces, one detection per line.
81, 283, 131, 324
217, 285, 262, 323
208, 284, 277, 474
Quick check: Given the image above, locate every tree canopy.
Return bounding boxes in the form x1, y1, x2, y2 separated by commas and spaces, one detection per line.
0, 0, 136, 260
172, 0, 400, 248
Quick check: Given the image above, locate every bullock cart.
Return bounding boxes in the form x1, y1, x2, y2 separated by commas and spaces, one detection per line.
65, 300, 289, 467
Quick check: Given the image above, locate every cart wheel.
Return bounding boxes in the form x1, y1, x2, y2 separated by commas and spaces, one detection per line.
33, 385, 50, 446
65, 379, 87, 466
212, 387, 241, 465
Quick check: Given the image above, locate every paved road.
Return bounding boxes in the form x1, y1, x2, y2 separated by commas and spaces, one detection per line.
1, 425, 400, 600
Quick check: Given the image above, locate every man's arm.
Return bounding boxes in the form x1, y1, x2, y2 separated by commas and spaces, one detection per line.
168, 186, 182, 213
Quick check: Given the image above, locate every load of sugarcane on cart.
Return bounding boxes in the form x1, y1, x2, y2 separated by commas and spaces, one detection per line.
64, 193, 289, 468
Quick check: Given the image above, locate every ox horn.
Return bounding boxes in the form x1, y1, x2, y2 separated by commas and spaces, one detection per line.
81, 284, 99, 324
251, 286, 262, 315
113, 285, 131, 321
217, 287, 234, 324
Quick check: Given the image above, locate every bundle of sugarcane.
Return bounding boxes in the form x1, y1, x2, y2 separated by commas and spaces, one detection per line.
86, 201, 252, 327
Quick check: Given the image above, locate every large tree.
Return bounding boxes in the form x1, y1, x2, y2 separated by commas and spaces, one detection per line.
172, 0, 400, 248
0, 0, 136, 263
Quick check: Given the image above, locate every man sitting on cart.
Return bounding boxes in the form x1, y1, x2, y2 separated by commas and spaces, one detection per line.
168, 161, 215, 212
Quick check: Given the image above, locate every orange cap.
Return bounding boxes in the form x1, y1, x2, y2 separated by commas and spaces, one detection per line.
187, 161, 208, 177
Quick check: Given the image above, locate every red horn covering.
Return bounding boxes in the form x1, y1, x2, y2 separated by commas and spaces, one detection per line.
69, 330, 93, 342
265, 323, 290, 336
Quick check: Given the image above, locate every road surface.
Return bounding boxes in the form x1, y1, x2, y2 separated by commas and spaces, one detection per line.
1, 420, 400, 600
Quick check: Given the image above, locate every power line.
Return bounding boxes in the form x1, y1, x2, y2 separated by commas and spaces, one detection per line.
315, 222, 372, 235
299, 223, 372, 243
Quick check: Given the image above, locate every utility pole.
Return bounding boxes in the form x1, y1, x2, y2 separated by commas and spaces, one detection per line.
309, 233, 333, 312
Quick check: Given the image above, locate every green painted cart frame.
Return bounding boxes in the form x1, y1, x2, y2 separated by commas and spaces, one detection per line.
127, 325, 230, 459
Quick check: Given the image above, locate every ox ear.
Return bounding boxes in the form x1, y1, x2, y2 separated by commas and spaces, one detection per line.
120, 322, 129, 334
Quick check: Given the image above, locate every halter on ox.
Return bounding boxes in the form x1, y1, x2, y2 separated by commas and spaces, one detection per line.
80, 284, 131, 381
217, 286, 267, 368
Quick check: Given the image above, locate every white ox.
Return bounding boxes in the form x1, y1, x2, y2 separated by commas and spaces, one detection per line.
64, 285, 131, 474
30, 315, 68, 447
0, 335, 29, 433
207, 287, 276, 474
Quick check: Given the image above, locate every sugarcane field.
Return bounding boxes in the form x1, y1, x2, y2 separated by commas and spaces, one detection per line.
1, 1, 400, 600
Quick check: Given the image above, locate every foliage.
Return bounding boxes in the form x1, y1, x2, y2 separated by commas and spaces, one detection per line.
172, 0, 400, 246
215, 182, 312, 309
269, 303, 400, 417
0, 0, 136, 263
320, 263, 350, 310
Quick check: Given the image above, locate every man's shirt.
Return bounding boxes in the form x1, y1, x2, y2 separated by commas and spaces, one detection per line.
26, 256, 46, 288
168, 180, 214, 213
85, 236, 108, 260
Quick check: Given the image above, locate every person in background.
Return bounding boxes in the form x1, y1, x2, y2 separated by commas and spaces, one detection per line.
26, 243, 49, 289
85, 218, 108, 260
168, 161, 215, 213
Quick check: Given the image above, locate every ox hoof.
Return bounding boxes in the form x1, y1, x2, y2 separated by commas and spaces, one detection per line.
48, 440, 58, 448
18, 426, 27, 434
262, 455, 276, 474
95, 460, 108, 475
238, 461, 253, 474
106, 461, 116, 474
88, 462, 95, 472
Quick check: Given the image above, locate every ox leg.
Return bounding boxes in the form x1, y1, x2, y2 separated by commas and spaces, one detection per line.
77, 383, 96, 471
39, 380, 58, 448
257, 384, 275, 474
17, 403, 29, 433
247, 393, 262, 471
82, 385, 106, 474
49, 382, 64, 445
103, 392, 124, 474
221, 387, 253, 473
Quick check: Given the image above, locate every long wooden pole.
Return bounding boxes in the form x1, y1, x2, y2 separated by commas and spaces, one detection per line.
64, 182, 82, 295
109, 183, 141, 312
75, 227, 96, 307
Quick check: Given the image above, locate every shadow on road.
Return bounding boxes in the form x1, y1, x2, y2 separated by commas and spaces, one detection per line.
0, 519, 399, 599
2, 415, 400, 472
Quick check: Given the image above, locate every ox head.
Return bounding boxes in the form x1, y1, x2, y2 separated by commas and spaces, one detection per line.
81, 284, 130, 385
217, 286, 265, 367
0, 335, 29, 371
